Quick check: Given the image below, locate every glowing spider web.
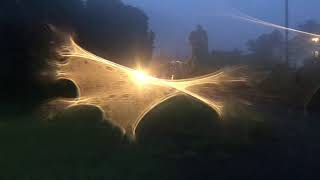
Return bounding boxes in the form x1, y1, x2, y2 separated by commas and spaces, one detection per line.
46, 36, 250, 138
230, 11, 320, 38
46, 12, 320, 138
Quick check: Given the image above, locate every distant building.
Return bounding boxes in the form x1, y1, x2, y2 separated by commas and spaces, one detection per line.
189, 25, 209, 64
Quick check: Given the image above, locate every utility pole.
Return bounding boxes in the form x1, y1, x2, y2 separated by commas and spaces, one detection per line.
285, 0, 289, 65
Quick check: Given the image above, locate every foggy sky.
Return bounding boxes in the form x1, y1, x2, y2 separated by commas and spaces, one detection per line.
123, 0, 320, 58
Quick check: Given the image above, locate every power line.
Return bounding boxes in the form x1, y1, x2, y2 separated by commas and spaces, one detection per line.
285, 0, 289, 65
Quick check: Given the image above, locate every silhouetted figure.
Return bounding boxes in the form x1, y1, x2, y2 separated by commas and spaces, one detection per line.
189, 25, 209, 64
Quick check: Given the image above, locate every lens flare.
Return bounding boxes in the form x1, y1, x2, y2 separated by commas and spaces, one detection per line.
132, 70, 151, 85
46, 36, 252, 138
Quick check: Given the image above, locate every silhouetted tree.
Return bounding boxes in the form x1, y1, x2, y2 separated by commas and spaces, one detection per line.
247, 30, 284, 62
298, 20, 320, 33
0, 0, 56, 104
78, 0, 154, 67
0, 0, 154, 110
290, 20, 320, 67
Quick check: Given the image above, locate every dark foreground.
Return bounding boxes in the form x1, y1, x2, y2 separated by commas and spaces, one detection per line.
0, 96, 320, 180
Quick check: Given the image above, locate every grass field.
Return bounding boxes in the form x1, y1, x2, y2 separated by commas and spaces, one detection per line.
0, 96, 319, 179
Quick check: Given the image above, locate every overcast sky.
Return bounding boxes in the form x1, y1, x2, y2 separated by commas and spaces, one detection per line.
123, 0, 320, 57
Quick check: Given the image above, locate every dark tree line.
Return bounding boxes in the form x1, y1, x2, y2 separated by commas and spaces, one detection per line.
246, 30, 284, 62
0, 0, 154, 109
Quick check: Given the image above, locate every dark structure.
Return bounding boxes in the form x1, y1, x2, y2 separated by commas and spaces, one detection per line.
189, 25, 209, 64
285, 0, 290, 65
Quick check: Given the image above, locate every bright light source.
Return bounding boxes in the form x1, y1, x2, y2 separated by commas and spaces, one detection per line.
132, 70, 151, 84
312, 38, 320, 43
314, 51, 319, 58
